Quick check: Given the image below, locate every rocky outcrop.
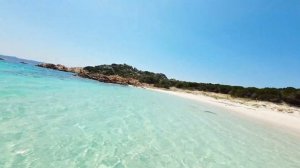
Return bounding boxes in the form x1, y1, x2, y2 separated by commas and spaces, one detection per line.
37, 63, 143, 86
37, 63, 85, 73
78, 72, 142, 86
68, 67, 85, 73
37, 63, 69, 72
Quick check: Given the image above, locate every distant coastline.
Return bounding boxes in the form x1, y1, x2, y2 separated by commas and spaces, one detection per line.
0, 54, 41, 65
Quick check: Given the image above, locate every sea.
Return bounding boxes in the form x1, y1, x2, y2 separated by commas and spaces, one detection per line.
0, 59, 300, 168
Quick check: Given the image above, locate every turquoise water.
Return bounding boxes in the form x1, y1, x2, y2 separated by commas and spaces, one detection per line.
1, 61, 300, 168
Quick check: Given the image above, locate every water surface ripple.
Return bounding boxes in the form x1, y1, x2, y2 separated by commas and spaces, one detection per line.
1, 62, 300, 168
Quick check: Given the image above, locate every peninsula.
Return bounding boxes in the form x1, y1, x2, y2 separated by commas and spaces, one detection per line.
37, 63, 300, 107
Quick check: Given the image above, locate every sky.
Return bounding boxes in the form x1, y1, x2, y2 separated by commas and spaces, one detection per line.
0, 0, 300, 88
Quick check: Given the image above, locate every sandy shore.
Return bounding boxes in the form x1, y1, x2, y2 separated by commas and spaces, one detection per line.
145, 87, 300, 135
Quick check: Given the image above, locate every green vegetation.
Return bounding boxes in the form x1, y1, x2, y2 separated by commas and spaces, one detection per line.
84, 64, 167, 84
83, 64, 300, 107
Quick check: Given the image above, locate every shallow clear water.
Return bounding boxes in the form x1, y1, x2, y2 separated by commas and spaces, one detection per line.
0, 61, 300, 168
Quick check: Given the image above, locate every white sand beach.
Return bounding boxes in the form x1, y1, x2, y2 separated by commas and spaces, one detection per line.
146, 87, 300, 135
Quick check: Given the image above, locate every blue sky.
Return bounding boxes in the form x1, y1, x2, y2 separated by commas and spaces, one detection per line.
0, 0, 300, 88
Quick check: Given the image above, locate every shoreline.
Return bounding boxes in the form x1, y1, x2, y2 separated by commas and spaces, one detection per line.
35, 63, 300, 135
145, 87, 300, 135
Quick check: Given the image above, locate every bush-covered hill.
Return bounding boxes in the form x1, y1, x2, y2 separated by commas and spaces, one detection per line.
83, 64, 300, 107
84, 64, 168, 85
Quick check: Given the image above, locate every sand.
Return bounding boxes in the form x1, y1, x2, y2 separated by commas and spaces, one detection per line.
145, 87, 300, 135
